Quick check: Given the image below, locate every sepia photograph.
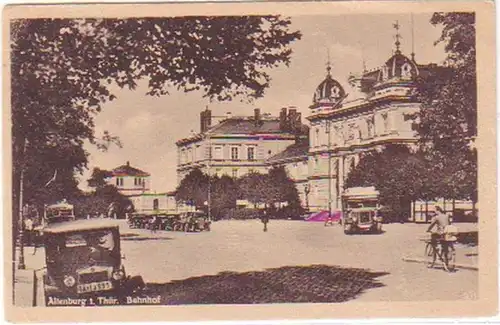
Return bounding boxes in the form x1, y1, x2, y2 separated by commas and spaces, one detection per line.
3, 1, 497, 322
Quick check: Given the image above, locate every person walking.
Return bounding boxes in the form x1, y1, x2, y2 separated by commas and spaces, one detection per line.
260, 209, 269, 232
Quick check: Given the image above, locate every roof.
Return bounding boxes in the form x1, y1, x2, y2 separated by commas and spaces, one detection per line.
342, 186, 380, 198
46, 201, 74, 210
267, 141, 309, 164
210, 118, 293, 135
43, 219, 120, 234
176, 117, 308, 146
312, 72, 346, 106
112, 162, 150, 177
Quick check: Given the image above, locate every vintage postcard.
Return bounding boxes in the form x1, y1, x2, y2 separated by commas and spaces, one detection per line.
3, 1, 497, 323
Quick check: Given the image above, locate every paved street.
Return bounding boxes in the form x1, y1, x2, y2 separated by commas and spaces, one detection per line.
17, 220, 478, 305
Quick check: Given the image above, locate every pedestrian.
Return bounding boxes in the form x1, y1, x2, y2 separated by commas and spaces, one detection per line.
150, 215, 158, 234
260, 210, 269, 232
24, 217, 34, 246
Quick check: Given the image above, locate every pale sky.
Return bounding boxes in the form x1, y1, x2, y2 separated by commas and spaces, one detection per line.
79, 13, 447, 193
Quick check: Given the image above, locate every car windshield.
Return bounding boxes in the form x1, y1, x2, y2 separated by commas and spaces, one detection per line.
63, 231, 115, 251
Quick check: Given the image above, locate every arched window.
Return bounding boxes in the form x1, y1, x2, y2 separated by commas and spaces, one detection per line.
153, 199, 159, 210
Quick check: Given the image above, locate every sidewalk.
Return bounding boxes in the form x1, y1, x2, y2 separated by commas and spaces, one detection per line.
13, 247, 46, 307
402, 223, 478, 270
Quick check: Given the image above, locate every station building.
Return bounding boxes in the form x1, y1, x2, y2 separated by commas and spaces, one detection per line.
305, 41, 436, 212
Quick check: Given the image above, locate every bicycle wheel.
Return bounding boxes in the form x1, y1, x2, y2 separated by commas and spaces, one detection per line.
443, 244, 456, 272
425, 242, 436, 268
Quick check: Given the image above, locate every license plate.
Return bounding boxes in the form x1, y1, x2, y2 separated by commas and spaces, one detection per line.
77, 281, 113, 294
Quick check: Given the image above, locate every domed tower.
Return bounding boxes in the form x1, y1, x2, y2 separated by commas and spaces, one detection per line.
348, 20, 423, 96
310, 62, 346, 111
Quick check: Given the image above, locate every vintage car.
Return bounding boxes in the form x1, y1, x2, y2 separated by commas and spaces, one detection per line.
42, 219, 144, 302
342, 186, 383, 235
44, 200, 76, 225
343, 207, 383, 234
177, 211, 211, 232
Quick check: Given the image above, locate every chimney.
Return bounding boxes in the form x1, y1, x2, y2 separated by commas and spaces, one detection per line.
200, 108, 212, 133
254, 108, 261, 126
126, 161, 130, 167
279, 107, 288, 131
288, 108, 297, 131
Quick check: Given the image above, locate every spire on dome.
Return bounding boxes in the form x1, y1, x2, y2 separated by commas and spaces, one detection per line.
326, 48, 332, 76
393, 20, 402, 54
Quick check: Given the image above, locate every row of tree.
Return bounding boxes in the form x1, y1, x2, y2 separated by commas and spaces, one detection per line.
175, 166, 302, 219
24, 167, 134, 223
11, 16, 301, 226
346, 12, 477, 218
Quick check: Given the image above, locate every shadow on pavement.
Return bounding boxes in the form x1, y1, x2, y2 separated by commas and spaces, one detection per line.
121, 236, 173, 241
143, 264, 388, 304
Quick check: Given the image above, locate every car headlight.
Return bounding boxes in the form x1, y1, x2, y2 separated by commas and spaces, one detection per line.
112, 269, 125, 281
63, 275, 76, 287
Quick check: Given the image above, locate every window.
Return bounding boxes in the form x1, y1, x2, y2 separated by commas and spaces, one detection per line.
116, 177, 123, 187
247, 147, 255, 160
153, 199, 159, 210
231, 147, 239, 160
315, 128, 320, 146
232, 168, 239, 178
213, 146, 223, 160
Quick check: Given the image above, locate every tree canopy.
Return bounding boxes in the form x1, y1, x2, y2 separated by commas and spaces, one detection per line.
11, 16, 301, 214
413, 12, 477, 202
175, 166, 301, 218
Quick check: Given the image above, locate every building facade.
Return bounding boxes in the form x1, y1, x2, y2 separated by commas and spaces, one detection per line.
108, 161, 151, 196
305, 43, 435, 212
176, 107, 308, 183
128, 191, 177, 213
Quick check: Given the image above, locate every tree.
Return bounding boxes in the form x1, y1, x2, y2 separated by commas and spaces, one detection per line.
414, 12, 477, 203
237, 171, 272, 207
11, 16, 301, 220
87, 167, 113, 189
345, 144, 431, 221
267, 166, 301, 208
175, 168, 209, 209
210, 175, 239, 218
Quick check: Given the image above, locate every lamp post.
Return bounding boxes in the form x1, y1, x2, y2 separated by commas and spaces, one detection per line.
206, 135, 212, 222
304, 183, 310, 212
325, 120, 332, 226
17, 138, 28, 270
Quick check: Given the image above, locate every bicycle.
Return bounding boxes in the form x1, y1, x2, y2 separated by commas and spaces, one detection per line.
424, 233, 457, 272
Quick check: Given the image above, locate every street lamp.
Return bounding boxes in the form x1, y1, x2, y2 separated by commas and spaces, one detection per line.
304, 183, 310, 212
324, 120, 332, 226
206, 134, 212, 222
17, 138, 28, 270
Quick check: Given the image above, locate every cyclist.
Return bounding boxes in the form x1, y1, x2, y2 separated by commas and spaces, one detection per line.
427, 206, 451, 252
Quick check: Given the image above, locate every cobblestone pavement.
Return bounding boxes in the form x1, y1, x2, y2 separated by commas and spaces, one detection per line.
16, 220, 478, 304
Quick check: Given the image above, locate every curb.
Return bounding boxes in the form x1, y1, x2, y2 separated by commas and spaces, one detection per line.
402, 256, 478, 271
